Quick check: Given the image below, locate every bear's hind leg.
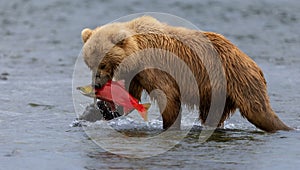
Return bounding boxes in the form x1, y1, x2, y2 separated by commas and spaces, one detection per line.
238, 96, 292, 132
161, 96, 182, 130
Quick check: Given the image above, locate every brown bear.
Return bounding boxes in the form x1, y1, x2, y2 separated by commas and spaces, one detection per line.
81, 16, 292, 132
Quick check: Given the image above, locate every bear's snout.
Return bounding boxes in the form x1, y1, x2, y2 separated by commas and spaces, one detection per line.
94, 73, 111, 88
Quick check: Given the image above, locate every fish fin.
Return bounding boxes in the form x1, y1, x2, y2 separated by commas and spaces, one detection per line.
138, 103, 151, 121
142, 103, 151, 110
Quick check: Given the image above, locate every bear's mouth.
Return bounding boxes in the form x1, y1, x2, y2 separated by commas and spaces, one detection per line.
92, 84, 102, 89
93, 73, 112, 89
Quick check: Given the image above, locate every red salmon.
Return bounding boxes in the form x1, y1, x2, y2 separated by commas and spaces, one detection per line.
77, 80, 150, 121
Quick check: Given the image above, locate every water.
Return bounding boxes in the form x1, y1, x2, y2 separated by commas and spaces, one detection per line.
0, 0, 299, 169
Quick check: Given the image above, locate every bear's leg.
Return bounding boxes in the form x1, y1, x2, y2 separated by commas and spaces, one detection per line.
217, 97, 238, 128
128, 80, 143, 101
136, 70, 182, 130
200, 93, 232, 129
152, 89, 181, 130
240, 106, 292, 132
161, 96, 182, 130
238, 94, 292, 132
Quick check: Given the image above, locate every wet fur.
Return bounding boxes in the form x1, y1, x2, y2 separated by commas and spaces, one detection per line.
82, 16, 292, 132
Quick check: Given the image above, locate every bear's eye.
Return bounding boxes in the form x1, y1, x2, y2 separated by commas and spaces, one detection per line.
116, 39, 125, 46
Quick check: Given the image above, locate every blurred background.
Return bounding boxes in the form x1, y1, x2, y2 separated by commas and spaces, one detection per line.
0, 0, 299, 169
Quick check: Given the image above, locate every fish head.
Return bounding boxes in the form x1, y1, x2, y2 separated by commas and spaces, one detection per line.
76, 85, 96, 98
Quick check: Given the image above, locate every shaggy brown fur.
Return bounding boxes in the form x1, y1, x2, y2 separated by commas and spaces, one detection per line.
81, 16, 292, 132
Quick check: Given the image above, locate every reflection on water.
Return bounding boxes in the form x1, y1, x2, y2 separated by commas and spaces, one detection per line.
0, 0, 299, 169
82, 126, 300, 169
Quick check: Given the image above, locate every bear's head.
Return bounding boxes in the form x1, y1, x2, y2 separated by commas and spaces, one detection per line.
81, 23, 140, 88
81, 16, 168, 87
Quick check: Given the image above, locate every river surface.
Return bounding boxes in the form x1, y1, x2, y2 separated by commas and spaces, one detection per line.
0, 0, 300, 169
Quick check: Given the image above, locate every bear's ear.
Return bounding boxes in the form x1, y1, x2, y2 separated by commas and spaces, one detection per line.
81, 28, 93, 43
112, 30, 131, 47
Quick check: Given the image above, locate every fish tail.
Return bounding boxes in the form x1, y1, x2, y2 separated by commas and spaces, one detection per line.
142, 103, 151, 110
137, 103, 151, 121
